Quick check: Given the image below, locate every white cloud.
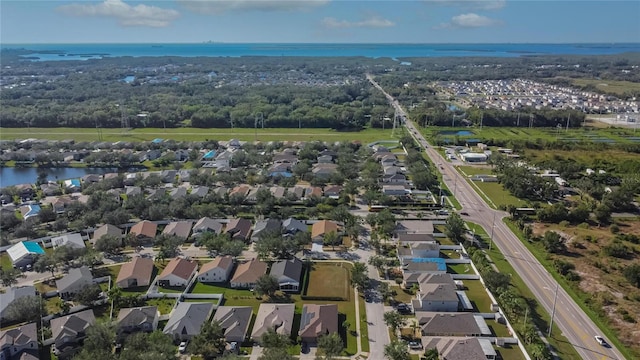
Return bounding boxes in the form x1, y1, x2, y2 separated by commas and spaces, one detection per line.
429, 0, 506, 11
438, 12, 501, 28
321, 16, 395, 29
178, 0, 330, 14
57, 0, 180, 27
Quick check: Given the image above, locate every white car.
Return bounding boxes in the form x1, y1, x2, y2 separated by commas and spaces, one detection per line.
594, 335, 607, 346
178, 341, 188, 353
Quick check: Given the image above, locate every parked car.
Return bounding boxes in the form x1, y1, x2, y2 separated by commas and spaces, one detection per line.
396, 303, 412, 314
408, 341, 423, 350
178, 341, 188, 353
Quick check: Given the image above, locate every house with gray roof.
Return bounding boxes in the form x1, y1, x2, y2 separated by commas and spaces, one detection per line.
51, 233, 86, 250
40, 183, 61, 196
251, 219, 281, 242
169, 187, 187, 199
251, 304, 295, 343
125, 186, 142, 197
192, 217, 223, 235
163, 302, 215, 342
0, 322, 38, 360
117, 306, 159, 339
50, 309, 95, 358
190, 186, 209, 198
404, 273, 456, 290
91, 224, 122, 245
395, 221, 434, 235
270, 257, 303, 292
421, 337, 496, 360
56, 266, 93, 300
162, 221, 193, 240
416, 312, 491, 337
413, 283, 460, 312
0, 286, 36, 322
397, 242, 440, 261
212, 306, 253, 343
282, 218, 308, 235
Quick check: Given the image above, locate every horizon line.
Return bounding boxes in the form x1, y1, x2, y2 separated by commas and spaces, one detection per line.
3, 41, 640, 46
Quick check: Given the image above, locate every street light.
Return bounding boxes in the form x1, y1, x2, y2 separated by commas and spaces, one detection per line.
489, 211, 496, 251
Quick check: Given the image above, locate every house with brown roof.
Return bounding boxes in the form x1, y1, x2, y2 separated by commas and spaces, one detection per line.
304, 186, 323, 200
162, 220, 193, 240
311, 220, 340, 242
117, 306, 159, 339
192, 217, 223, 235
129, 220, 157, 240
0, 322, 38, 360
198, 256, 234, 283
116, 257, 154, 289
212, 306, 253, 343
298, 304, 338, 344
230, 258, 267, 289
229, 185, 251, 198
91, 224, 122, 245
226, 218, 252, 241
251, 304, 295, 343
157, 258, 198, 287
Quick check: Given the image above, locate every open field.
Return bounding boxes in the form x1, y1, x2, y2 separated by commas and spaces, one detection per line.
569, 78, 640, 96
305, 262, 350, 300
458, 166, 525, 209
425, 126, 640, 144
0, 127, 399, 143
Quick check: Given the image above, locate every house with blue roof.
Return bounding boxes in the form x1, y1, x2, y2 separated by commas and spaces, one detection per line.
64, 179, 82, 192
7, 241, 45, 268
20, 204, 41, 220
152, 138, 164, 144
202, 150, 217, 160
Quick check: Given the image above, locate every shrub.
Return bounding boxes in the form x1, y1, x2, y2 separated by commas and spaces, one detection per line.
610, 224, 620, 234
602, 241, 630, 259
565, 271, 581, 281
577, 222, 589, 229
559, 220, 570, 228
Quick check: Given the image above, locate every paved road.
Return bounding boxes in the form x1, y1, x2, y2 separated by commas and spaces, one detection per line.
367, 74, 626, 360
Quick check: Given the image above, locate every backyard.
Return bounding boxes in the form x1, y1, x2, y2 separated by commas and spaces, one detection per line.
304, 262, 351, 300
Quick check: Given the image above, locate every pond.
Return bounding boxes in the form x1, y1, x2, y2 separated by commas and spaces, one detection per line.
438, 130, 475, 136
0, 167, 120, 187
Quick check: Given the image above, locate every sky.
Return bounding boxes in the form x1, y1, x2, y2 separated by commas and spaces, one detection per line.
1, 0, 639, 43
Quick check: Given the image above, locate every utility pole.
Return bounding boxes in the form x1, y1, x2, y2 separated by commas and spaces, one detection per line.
548, 282, 559, 337
565, 113, 570, 131
517, 112, 520, 127
480, 112, 484, 130
489, 211, 496, 251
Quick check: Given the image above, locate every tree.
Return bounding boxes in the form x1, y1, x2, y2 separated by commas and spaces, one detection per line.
323, 231, 341, 250
623, 264, 640, 288
260, 328, 291, 348
424, 348, 439, 360
383, 311, 406, 334
350, 262, 369, 291
521, 322, 538, 345
594, 204, 612, 225
530, 343, 552, 360
74, 284, 102, 306
120, 331, 176, 360
258, 347, 293, 360
38, 206, 57, 223
378, 281, 394, 303
3, 295, 46, 323
82, 321, 116, 353
188, 320, 227, 359
94, 234, 123, 256
384, 340, 410, 360
483, 270, 511, 295
33, 253, 59, 278
317, 332, 344, 360
255, 274, 280, 298
542, 231, 566, 254
445, 213, 465, 242
0, 268, 25, 287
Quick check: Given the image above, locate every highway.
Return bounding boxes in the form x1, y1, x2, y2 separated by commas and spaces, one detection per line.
367, 74, 626, 360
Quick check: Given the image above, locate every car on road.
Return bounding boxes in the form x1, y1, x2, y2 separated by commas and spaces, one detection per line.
594, 335, 607, 346
460, 211, 469, 216
178, 341, 188, 353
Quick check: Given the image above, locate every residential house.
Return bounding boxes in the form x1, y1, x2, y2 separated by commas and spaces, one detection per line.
81, 174, 102, 184
413, 283, 460, 312
251, 219, 282, 242
49, 197, 74, 214
123, 173, 138, 186
416, 312, 491, 337
125, 186, 142, 197
192, 217, 223, 235
51, 233, 86, 250
404, 273, 456, 290
64, 179, 82, 192
382, 174, 407, 184
230, 258, 267, 289
289, 186, 305, 200
157, 258, 198, 288
397, 234, 436, 244
56, 266, 93, 300
91, 224, 122, 245
211, 306, 253, 343
228, 139, 242, 149
298, 304, 338, 344
397, 242, 440, 261
0, 286, 36, 321
311, 220, 339, 242
163, 302, 215, 342
319, 149, 336, 159
208, 150, 234, 168
173, 149, 190, 162
0, 323, 39, 360
421, 337, 496, 360
213, 186, 229, 197
382, 185, 409, 196
312, 164, 338, 179
270, 186, 286, 199
160, 170, 177, 183
317, 155, 333, 164
304, 186, 323, 200
140, 150, 162, 162
323, 185, 342, 199
6, 242, 45, 269
50, 309, 96, 358
19, 205, 40, 220
40, 183, 61, 196
190, 186, 209, 198
383, 166, 400, 176
146, 188, 166, 201
270, 258, 303, 292
129, 220, 157, 240
198, 256, 234, 283
15, 184, 34, 200
162, 221, 193, 240
251, 304, 295, 343
116, 257, 154, 289
169, 187, 187, 199
229, 185, 251, 199
117, 306, 159, 338
380, 154, 397, 166
282, 218, 308, 235
226, 218, 252, 242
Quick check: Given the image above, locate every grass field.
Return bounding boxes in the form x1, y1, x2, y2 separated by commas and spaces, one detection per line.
463, 280, 493, 313
305, 262, 350, 300
569, 78, 640, 96
0, 127, 399, 143
458, 166, 525, 209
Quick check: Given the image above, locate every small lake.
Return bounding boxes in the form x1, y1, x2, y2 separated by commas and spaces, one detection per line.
0, 167, 120, 187
439, 130, 475, 136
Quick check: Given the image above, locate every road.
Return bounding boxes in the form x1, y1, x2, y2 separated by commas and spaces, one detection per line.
367, 74, 626, 360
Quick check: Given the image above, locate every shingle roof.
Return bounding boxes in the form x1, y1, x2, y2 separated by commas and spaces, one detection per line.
230, 259, 267, 284
0, 286, 36, 318
51, 233, 86, 249
198, 256, 234, 276
50, 309, 95, 342
212, 306, 252, 341
159, 258, 198, 282
92, 224, 122, 242
0, 322, 37, 349
418, 283, 459, 302
270, 258, 302, 284
163, 302, 214, 337
55, 266, 93, 293
193, 217, 223, 234
130, 220, 157, 238
311, 220, 339, 239
282, 218, 307, 233
162, 221, 193, 239
299, 304, 338, 339
418, 313, 487, 336
117, 306, 158, 329
116, 257, 154, 286
226, 218, 252, 240
251, 304, 295, 340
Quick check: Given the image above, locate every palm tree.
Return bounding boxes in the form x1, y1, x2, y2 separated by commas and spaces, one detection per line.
384, 340, 410, 360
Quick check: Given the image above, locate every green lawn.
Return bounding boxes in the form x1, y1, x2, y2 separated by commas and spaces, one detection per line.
457, 166, 524, 209
357, 295, 370, 353
462, 280, 493, 313
446, 263, 472, 275
1, 253, 13, 271
0, 127, 399, 143
146, 297, 176, 314
305, 262, 350, 300
495, 344, 527, 360
391, 285, 414, 304
570, 78, 640, 96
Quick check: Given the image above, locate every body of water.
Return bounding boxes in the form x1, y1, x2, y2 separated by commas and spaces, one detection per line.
2, 43, 639, 61
0, 167, 119, 187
